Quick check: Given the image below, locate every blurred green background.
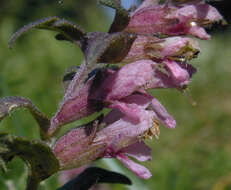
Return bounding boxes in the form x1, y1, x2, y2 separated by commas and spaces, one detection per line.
0, 0, 231, 189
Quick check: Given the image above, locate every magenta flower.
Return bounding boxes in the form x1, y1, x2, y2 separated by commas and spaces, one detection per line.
49, 60, 177, 135
123, 36, 200, 63
2, 0, 226, 188
47, 0, 225, 181
126, 0, 224, 39
50, 0, 224, 137
53, 102, 158, 179
122, 35, 198, 88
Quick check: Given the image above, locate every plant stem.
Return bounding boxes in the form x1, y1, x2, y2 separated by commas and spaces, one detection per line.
26, 175, 40, 190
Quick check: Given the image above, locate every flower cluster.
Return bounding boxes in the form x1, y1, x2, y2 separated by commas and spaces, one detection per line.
3, 0, 225, 184
51, 0, 224, 179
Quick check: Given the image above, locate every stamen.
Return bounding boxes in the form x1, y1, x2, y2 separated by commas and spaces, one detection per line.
180, 88, 197, 106
139, 118, 160, 140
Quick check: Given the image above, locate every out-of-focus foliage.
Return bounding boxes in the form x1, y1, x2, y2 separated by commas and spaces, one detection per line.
0, 0, 231, 190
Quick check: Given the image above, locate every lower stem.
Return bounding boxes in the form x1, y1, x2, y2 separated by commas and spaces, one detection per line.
26, 175, 40, 190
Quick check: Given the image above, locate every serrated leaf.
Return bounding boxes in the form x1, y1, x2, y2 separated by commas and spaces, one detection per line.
99, 0, 130, 33
9, 16, 86, 48
0, 133, 60, 189
0, 96, 50, 140
57, 167, 132, 190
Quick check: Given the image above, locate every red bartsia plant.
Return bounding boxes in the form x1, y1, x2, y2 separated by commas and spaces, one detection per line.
0, 0, 226, 189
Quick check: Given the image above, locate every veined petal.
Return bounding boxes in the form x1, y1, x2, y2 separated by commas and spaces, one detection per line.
99, 109, 156, 151
126, 5, 168, 35
109, 101, 142, 123
94, 60, 155, 101
163, 59, 190, 87
151, 97, 176, 128
120, 141, 152, 162
147, 62, 196, 89
120, 93, 153, 110
109, 93, 176, 129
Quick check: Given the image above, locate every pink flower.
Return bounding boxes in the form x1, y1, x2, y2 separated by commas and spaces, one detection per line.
123, 36, 200, 63
126, 0, 224, 39
49, 0, 225, 180
4, 0, 226, 186
53, 102, 158, 179
49, 60, 178, 136
49, 0, 223, 136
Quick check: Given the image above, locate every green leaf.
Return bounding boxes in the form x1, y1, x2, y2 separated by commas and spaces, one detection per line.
0, 133, 60, 190
57, 167, 132, 190
0, 96, 50, 140
8, 16, 86, 48
0, 156, 8, 173
99, 0, 130, 33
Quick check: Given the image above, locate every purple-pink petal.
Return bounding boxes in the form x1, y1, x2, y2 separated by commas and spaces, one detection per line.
95, 60, 156, 102
163, 59, 190, 87
126, 1, 224, 39
116, 154, 152, 179
53, 108, 156, 174
151, 97, 176, 128
120, 141, 152, 162
49, 77, 95, 136
124, 36, 200, 63
108, 101, 142, 123
110, 92, 176, 128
